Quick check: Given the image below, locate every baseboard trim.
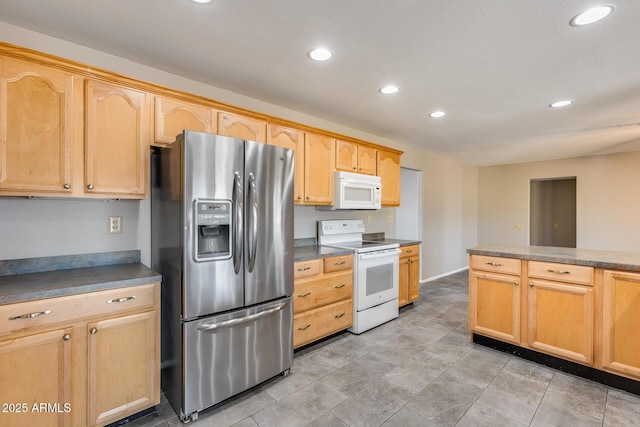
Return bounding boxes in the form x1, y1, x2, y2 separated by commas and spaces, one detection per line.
421, 266, 469, 283
473, 333, 640, 396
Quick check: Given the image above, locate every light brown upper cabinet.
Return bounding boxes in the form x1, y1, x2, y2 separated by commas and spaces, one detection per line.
304, 132, 334, 204
335, 139, 377, 175
153, 96, 216, 146
267, 124, 305, 203
217, 111, 266, 142
0, 58, 74, 195
85, 80, 150, 198
377, 149, 401, 206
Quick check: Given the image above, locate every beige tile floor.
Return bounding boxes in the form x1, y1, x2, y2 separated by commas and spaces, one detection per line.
125, 271, 640, 427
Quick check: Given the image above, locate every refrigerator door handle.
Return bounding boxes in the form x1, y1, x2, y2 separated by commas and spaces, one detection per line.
232, 171, 243, 275
196, 301, 288, 332
247, 172, 259, 273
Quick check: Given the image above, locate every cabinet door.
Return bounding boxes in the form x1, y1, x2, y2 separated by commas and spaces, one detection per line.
398, 256, 410, 306
267, 124, 305, 203
357, 145, 377, 175
602, 270, 640, 379
527, 279, 593, 364
0, 328, 72, 427
304, 132, 334, 204
0, 58, 73, 194
87, 310, 159, 427
154, 96, 215, 146
217, 111, 266, 142
335, 139, 358, 172
377, 149, 400, 206
469, 270, 520, 344
85, 80, 149, 197
408, 255, 420, 303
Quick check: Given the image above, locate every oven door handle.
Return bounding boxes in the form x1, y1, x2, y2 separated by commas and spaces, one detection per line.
358, 248, 401, 260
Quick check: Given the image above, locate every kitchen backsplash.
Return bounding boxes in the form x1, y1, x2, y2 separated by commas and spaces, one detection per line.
293, 205, 397, 240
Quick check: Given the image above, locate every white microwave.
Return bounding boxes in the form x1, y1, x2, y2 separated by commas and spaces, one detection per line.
318, 171, 382, 210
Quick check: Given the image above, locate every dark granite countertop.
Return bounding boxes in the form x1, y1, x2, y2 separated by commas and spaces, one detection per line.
0, 251, 161, 305
294, 245, 354, 262
467, 244, 640, 272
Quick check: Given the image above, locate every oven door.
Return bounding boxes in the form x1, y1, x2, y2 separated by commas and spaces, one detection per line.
355, 248, 401, 310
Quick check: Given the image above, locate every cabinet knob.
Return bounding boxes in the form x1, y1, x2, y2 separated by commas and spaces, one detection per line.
87, 184, 95, 190
353, 167, 357, 170
513, 281, 519, 286
63, 334, 71, 341
297, 196, 302, 200
305, 196, 310, 200
63, 183, 71, 190
90, 327, 97, 335
529, 282, 534, 288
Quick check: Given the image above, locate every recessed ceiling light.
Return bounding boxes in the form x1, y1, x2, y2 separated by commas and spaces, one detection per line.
190, 0, 214, 3
570, 5, 614, 26
379, 85, 399, 94
309, 48, 332, 61
550, 100, 574, 108
429, 111, 446, 118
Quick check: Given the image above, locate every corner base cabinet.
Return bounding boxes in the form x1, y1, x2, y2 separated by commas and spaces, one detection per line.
0, 282, 160, 427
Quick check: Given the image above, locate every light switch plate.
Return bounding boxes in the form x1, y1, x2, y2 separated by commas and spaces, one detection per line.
108, 216, 123, 234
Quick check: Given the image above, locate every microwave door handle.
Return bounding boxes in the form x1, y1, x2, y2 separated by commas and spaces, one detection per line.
247, 173, 258, 273
232, 172, 243, 275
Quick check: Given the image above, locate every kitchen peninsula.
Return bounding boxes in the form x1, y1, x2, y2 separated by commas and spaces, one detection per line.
467, 244, 640, 395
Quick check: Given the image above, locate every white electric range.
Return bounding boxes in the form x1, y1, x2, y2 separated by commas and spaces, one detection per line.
317, 220, 401, 334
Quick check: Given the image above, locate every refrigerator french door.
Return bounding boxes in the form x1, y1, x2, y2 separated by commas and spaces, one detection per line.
152, 130, 294, 423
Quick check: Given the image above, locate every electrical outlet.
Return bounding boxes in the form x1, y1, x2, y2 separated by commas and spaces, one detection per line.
387, 214, 395, 224
108, 216, 122, 234
367, 215, 372, 224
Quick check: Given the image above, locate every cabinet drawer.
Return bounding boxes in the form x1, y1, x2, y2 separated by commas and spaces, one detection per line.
294, 259, 322, 279
324, 255, 353, 273
293, 299, 353, 348
471, 255, 521, 275
293, 272, 353, 314
400, 245, 420, 258
0, 283, 158, 336
528, 261, 593, 285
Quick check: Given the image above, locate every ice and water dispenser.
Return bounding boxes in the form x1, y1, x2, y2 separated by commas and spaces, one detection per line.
194, 200, 231, 261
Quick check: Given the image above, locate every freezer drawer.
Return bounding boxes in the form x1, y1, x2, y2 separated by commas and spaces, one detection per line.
182, 297, 293, 417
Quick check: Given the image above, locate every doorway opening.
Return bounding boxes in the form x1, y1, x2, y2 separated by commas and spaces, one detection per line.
530, 177, 576, 248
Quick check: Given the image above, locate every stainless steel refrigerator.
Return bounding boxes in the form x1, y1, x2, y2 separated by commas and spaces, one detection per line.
151, 130, 294, 423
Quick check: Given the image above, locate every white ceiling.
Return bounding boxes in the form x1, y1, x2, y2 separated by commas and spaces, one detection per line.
1, 0, 639, 166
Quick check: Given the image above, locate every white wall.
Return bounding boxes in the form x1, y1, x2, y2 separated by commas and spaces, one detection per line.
478, 151, 640, 252
0, 197, 147, 260
0, 22, 479, 279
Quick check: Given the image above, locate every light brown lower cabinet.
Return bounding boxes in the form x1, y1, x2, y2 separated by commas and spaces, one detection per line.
527, 278, 594, 364
293, 255, 353, 348
398, 245, 420, 307
601, 270, 640, 380
0, 327, 73, 427
0, 282, 160, 427
468, 269, 521, 344
470, 253, 640, 385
